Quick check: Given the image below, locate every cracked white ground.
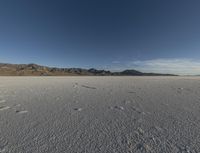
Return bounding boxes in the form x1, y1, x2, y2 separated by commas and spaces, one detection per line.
0, 76, 200, 153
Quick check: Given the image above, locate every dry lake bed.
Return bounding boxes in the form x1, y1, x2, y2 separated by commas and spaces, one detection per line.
0, 76, 200, 153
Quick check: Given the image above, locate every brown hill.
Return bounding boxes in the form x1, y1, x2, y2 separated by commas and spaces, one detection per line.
0, 63, 176, 76
0, 63, 112, 76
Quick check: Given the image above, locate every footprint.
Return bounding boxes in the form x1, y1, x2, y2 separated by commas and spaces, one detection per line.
177, 145, 192, 153
81, 85, 96, 89
109, 106, 114, 110
13, 104, 21, 107
136, 143, 151, 152
74, 100, 79, 103
73, 108, 83, 111
0, 148, 6, 152
114, 106, 124, 110
0, 106, 10, 111
177, 87, 184, 94
56, 97, 60, 101
73, 83, 78, 88
154, 126, 163, 132
131, 107, 142, 114
128, 91, 136, 94
124, 100, 131, 104
16, 110, 28, 114
0, 100, 6, 103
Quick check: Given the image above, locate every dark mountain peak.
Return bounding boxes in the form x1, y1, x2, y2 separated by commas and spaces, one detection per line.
88, 68, 111, 75
27, 63, 39, 67
121, 69, 143, 75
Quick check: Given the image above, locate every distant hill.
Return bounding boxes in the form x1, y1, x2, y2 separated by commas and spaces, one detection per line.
0, 63, 177, 76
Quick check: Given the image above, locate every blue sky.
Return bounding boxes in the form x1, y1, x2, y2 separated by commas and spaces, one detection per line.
0, 0, 200, 74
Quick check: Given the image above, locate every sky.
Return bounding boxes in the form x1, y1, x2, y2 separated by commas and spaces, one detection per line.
0, 0, 200, 75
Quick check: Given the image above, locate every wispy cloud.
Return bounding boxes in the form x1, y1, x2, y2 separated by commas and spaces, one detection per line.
107, 58, 200, 75
127, 58, 200, 75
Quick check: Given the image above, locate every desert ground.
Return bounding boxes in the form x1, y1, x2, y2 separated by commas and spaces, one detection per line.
0, 76, 200, 153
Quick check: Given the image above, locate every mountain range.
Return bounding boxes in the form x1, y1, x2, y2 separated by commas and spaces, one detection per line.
0, 63, 176, 76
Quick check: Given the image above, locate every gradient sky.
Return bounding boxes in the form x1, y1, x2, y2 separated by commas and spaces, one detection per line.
0, 0, 200, 74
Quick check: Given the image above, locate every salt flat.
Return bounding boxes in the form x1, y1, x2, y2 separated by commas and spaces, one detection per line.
0, 76, 200, 153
